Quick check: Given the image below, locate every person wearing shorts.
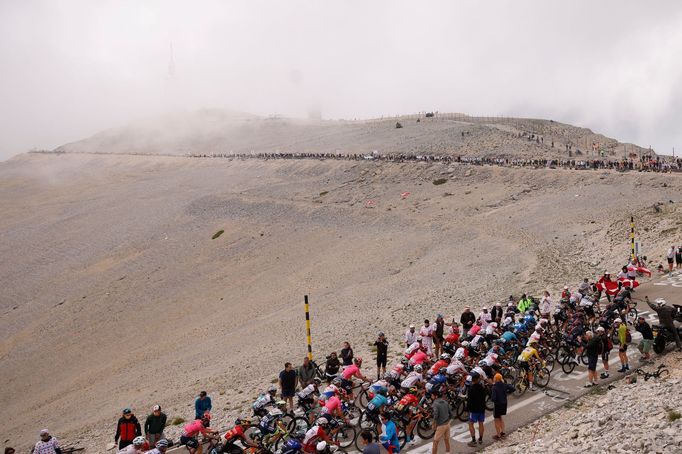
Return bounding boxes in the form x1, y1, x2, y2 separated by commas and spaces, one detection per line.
598, 327, 611, 379
466, 373, 487, 447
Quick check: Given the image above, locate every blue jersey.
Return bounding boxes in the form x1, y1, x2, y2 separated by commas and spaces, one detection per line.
367, 394, 388, 412
501, 331, 517, 343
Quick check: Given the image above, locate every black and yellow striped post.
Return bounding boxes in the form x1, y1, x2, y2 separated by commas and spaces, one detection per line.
630, 216, 636, 260
304, 295, 313, 360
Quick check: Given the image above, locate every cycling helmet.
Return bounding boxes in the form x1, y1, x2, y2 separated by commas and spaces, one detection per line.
377, 387, 388, 396
613, 318, 622, 325
155, 439, 169, 448
313, 378, 322, 386
133, 436, 146, 446
408, 386, 419, 394
461, 341, 470, 347
440, 353, 451, 360
276, 400, 287, 408
316, 441, 327, 452
414, 365, 423, 372
355, 357, 363, 364
316, 417, 329, 426
332, 376, 343, 385
478, 360, 486, 367
268, 385, 277, 393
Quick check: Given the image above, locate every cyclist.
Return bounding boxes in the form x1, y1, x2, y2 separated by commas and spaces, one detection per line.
400, 364, 425, 391
252, 385, 278, 417
302, 419, 337, 453
180, 414, 218, 454
341, 358, 369, 397
394, 389, 420, 443
517, 339, 544, 391
297, 378, 322, 411
117, 436, 148, 453
258, 402, 287, 438
222, 419, 257, 454
147, 438, 169, 454
320, 386, 348, 424
428, 353, 451, 376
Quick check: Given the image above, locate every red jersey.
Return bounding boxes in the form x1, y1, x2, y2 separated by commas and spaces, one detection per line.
224, 425, 245, 441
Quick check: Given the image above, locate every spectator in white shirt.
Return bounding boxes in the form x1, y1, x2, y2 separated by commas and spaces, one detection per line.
405, 324, 418, 347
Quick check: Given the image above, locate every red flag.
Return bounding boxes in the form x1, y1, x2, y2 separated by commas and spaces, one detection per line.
596, 280, 620, 296
636, 266, 652, 277
617, 277, 640, 289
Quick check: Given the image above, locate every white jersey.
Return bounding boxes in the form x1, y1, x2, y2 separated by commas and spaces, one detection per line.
400, 371, 424, 388
297, 384, 316, 399
446, 360, 467, 375
472, 366, 488, 380
470, 334, 484, 348
405, 342, 420, 356
485, 325, 496, 336
483, 354, 498, 367
303, 426, 322, 445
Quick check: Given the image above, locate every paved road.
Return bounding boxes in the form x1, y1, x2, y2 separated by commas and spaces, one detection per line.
167, 271, 681, 454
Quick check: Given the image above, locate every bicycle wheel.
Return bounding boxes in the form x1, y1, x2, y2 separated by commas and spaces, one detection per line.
416, 415, 436, 439
456, 400, 469, 422
332, 424, 357, 449
580, 350, 589, 366
544, 353, 556, 373
358, 411, 377, 431
561, 359, 576, 375
485, 390, 494, 411
288, 416, 309, 433
357, 388, 370, 409
513, 378, 528, 397
656, 368, 670, 380
395, 421, 408, 448
280, 414, 294, 431
535, 367, 551, 388
556, 346, 573, 365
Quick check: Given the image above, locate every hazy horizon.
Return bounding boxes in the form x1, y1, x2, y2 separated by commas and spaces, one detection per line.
2, 1, 682, 159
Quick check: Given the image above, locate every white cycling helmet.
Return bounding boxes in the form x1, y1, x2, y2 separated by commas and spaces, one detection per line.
316, 417, 329, 426
414, 365, 423, 372
133, 436, 146, 446
317, 441, 327, 452
461, 341, 470, 347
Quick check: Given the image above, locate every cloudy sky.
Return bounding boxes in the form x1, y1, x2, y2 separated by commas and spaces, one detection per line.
1, 1, 681, 159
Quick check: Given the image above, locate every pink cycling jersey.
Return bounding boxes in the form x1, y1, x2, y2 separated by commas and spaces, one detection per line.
324, 395, 341, 413
342, 364, 359, 379
183, 419, 206, 437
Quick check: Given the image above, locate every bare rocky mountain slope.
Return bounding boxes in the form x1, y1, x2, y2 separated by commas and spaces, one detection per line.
53, 110, 650, 159
0, 115, 677, 451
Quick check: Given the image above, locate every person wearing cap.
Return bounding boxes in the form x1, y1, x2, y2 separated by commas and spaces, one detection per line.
374, 332, 389, 380
144, 405, 167, 447
478, 307, 492, 330
33, 429, 62, 454
635, 316, 654, 360
195, 391, 212, 422
115, 408, 141, 450
490, 373, 507, 440
460, 307, 476, 338
419, 320, 434, 356
614, 319, 630, 372
405, 324, 418, 347
597, 326, 612, 379
584, 331, 601, 387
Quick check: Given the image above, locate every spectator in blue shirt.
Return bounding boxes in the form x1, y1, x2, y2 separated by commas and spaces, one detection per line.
195, 391, 212, 422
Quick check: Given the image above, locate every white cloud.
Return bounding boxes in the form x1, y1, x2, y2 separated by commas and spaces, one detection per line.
1, 0, 681, 158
